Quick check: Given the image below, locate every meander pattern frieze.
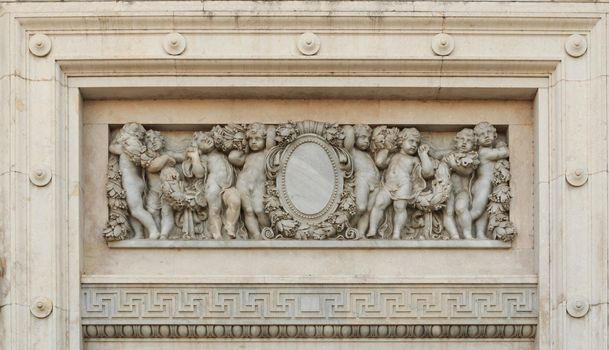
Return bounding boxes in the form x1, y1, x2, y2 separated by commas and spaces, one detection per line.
81, 284, 537, 339
81, 284, 537, 324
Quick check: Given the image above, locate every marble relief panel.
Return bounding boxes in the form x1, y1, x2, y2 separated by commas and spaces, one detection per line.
103, 120, 516, 244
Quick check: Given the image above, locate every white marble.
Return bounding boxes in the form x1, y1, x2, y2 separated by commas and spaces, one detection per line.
1, 2, 608, 350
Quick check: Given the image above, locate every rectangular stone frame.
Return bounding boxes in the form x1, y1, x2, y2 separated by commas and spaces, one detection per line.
0, 2, 607, 349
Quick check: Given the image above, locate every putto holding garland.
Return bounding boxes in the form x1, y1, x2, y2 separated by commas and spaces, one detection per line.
103, 120, 517, 243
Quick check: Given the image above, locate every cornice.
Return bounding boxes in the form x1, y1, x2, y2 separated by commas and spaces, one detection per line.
12, 14, 600, 34
57, 58, 559, 78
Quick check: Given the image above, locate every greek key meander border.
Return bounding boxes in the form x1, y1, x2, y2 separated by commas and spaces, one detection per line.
81, 284, 537, 339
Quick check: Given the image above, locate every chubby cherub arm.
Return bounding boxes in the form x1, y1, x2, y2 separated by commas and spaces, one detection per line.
418, 144, 435, 178
443, 153, 474, 176
184, 144, 207, 179
228, 150, 246, 167
486, 142, 510, 161
374, 149, 390, 169
146, 154, 176, 173
166, 150, 186, 163
191, 156, 207, 179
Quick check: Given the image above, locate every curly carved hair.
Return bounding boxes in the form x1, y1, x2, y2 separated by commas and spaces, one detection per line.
473, 122, 497, 137
353, 124, 372, 138
145, 129, 165, 151
246, 123, 267, 139
398, 127, 421, 144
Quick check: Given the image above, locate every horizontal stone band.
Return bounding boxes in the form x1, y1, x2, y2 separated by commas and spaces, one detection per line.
81, 284, 537, 330
83, 324, 537, 339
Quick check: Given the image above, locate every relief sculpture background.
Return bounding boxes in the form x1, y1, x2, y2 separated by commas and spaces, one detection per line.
103, 120, 516, 243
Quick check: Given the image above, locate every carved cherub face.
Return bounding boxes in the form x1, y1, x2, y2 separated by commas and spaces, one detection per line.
145, 130, 164, 152
454, 129, 475, 153
354, 125, 372, 151
474, 122, 497, 147
399, 128, 421, 155
249, 135, 265, 151
194, 132, 215, 154
246, 123, 267, 152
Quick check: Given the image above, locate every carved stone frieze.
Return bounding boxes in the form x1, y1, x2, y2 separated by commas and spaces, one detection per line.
103, 121, 517, 243
82, 324, 537, 339
81, 284, 537, 339
81, 284, 537, 323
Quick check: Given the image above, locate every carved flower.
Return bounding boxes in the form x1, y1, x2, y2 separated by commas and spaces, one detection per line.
274, 122, 299, 146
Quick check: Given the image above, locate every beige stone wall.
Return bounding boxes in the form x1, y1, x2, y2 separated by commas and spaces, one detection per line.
83, 99, 535, 277
1, 1, 608, 350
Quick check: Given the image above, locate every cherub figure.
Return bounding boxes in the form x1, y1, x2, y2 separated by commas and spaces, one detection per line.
442, 128, 479, 239
344, 124, 380, 237
470, 122, 509, 239
108, 123, 160, 239
229, 123, 274, 239
183, 131, 241, 239
367, 128, 434, 239
141, 130, 178, 239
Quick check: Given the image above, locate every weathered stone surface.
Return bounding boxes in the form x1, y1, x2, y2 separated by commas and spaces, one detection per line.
1, 2, 607, 350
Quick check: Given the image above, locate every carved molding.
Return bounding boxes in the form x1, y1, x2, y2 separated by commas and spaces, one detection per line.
16, 15, 599, 34
82, 324, 537, 339
81, 284, 537, 324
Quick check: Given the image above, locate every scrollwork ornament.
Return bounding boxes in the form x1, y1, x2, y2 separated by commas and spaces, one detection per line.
261, 227, 276, 240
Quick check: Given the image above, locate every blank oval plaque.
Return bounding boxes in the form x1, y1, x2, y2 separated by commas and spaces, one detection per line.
278, 134, 343, 224
285, 142, 334, 214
